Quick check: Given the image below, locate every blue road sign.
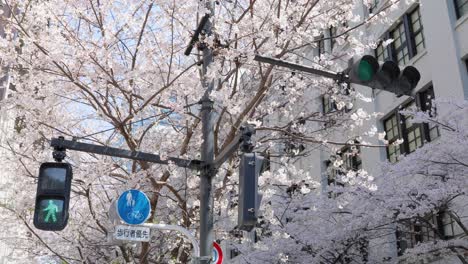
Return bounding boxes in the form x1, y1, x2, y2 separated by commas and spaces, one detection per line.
116, 190, 151, 225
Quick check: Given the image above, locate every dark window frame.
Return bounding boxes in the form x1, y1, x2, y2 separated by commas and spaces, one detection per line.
454, 0, 468, 19
322, 94, 337, 114
318, 34, 326, 56
322, 92, 353, 115
439, 211, 458, 239
464, 57, 468, 74
284, 142, 306, 157
409, 8, 425, 55
375, 32, 392, 62
374, 6, 425, 65
383, 86, 439, 162
326, 143, 362, 197
401, 101, 424, 154
369, 0, 381, 14
329, 26, 338, 51
392, 21, 410, 65
417, 88, 440, 141
397, 211, 459, 255
383, 112, 402, 163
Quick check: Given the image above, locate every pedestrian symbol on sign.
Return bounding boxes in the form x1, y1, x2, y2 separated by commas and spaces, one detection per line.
126, 192, 135, 207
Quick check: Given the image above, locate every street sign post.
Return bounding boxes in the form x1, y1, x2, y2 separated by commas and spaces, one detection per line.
212, 241, 223, 264
114, 225, 151, 242
116, 190, 151, 225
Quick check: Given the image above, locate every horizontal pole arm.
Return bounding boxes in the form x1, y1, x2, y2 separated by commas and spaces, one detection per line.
50, 137, 201, 170
212, 132, 243, 169
212, 124, 255, 169
184, 14, 210, 56
254, 55, 344, 81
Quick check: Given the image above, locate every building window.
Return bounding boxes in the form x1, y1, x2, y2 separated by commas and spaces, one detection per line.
369, 0, 380, 14
418, 88, 440, 141
376, 39, 391, 62
329, 26, 337, 51
464, 57, 468, 74
326, 144, 362, 196
322, 95, 336, 114
410, 8, 425, 55
391, 22, 410, 65
261, 151, 271, 172
0, 87, 6, 101
397, 211, 460, 255
384, 113, 402, 163
455, 0, 468, 19
402, 101, 424, 153
374, 6, 425, 65
230, 248, 240, 259
340, 145, 362, 171
318, 34, 326, 56
397, 215, 437, 255
383, 86, 439, 163
284, 141, 305, 157
440, 212, 458, 239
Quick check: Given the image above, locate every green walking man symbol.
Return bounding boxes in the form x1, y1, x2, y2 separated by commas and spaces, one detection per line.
43, 200, 59, 223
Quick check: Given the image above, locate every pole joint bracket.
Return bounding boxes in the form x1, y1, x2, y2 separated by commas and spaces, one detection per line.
239, 124, 255, 153
52, 136, 66, 162
201, 163, 218, 178
199, 98, 214, 111
336, 71, 349, 84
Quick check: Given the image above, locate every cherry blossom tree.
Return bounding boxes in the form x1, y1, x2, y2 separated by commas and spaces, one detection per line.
235, 99, 468, 263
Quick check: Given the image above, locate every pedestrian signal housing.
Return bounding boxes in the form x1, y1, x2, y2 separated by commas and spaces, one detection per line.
34, 162, 73, 231
347, 55, 421, 96
238, 153, 264, 231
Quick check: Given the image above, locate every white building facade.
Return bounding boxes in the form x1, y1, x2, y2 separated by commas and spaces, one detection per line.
227, 0, 468, 263
346, 1, 468, 263
309, 0, 468, 263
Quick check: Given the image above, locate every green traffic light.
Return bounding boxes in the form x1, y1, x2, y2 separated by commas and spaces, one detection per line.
358, 60, 375, 82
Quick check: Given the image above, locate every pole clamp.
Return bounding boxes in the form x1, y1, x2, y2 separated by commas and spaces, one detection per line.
201, 163, 218, 178
52, 136, 66, 162
240, 124, 255, 153
336, 71, 349, 84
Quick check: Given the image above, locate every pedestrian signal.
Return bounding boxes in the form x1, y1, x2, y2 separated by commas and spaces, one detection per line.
34, 162, 72, 231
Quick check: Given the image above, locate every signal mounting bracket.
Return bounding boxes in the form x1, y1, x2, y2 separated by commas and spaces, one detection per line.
52, 136, 66, 162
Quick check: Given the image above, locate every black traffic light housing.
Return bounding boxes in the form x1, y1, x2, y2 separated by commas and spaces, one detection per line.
238, 153, 264, 231
347, 55, 421, 96
33, 162, 73, 231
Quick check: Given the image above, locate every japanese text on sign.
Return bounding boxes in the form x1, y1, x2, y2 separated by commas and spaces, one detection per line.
114, 225, 151, 242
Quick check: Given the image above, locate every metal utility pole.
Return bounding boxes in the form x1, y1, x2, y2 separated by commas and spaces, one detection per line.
198, 1, 216, 263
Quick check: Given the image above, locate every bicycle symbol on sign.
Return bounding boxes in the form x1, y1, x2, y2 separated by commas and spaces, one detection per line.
125, 192, 144, 220
127, 210, 143, 221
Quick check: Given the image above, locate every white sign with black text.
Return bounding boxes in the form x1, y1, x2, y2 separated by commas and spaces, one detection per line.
114, 225, 151, 242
